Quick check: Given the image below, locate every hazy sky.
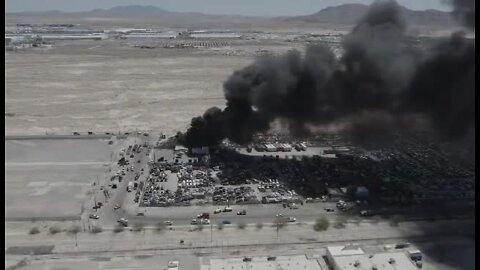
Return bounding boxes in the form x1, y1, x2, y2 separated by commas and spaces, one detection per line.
5, 0, 451, 16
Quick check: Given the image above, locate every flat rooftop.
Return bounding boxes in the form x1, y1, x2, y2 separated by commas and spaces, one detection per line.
205, 255, 323, 270
332, 252, 418, 270
327, 245, 364, 257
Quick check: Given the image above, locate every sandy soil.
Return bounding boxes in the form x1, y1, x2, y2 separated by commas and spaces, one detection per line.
5, 41, 255, 136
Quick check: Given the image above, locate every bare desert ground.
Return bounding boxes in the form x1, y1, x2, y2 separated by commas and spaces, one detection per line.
5, 41, 259, 136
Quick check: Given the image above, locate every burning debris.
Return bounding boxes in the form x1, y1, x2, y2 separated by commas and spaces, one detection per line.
179, 0, 475, 148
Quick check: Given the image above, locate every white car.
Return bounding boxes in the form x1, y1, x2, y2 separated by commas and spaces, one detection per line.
288, 203, 299, 209
275, 213, 283, 217
164, 220, 173, 226
213, 209, 222, 214
167, 260, 179, 270
117, 218, 128, 226
287, 217, 296, 222
89, 214, 100, 219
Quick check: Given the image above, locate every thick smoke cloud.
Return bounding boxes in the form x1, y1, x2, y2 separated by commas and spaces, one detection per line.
446, 0, 475, 30
405, 31, 475, 139
179, 0, 475, 147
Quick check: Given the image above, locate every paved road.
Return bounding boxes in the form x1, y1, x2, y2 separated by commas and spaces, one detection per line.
5, 218, 474, 255
94, 135, 156, 227
5, 134, 114, 140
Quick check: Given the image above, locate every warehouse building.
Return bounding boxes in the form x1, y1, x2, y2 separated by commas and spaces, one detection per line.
203, 255, 323, 270
326, 245, 419, 270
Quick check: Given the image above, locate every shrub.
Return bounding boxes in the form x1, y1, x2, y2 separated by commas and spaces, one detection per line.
237, 223, 246, 230
390, 215, 403, 227
217, 223, 224, 230
155, 222, 166, 232
255, 223, 263, 230
132, 223, 144, 232
113, 225, 124, 233
313, 217, 329, 232
49, 226, 62, 234
274, 218, 287, 230
29, 227, 40, 235
67, 225, 81, 234
334, 217, 346, 229
90, 226, 103, 234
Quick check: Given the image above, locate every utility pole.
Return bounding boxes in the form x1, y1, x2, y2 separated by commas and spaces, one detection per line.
210, 222, 213, 251
275, 216, 279, 243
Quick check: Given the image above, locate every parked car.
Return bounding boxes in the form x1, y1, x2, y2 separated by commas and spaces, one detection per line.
214, 209, 222, 214
360, 210, 375, 217
288, 203, 299, 209
197, 212, 210, 219
287, 217, 297, 222
167, 260, 179, 270
164, 220, 173, 226
89, 214, 99, 219
237, 210, 247, 215
324, 208, 335, 212
117, 218, 128, 226
222, 220, 231, 224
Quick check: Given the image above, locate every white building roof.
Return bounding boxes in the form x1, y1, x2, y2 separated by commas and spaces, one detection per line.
327, 245, 364, 257
332, 252, 418, 270
174, 145, 188, 151
206, 255, 321, 270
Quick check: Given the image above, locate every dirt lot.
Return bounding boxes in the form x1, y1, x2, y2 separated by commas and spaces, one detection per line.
5, 139, 113, 220
5, 41, 256, 136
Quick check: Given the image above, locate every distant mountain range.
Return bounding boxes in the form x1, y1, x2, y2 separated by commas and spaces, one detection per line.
6, 4, 456, 28
286, 3, 454, 26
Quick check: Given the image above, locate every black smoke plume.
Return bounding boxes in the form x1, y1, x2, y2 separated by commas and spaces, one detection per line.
446, 0, 475, 30
179, 0, 475, 148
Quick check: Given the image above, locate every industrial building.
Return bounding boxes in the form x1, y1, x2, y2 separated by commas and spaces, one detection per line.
173, 145, 198, 164
203, 255, 323, 270
326, 245, 420, 270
